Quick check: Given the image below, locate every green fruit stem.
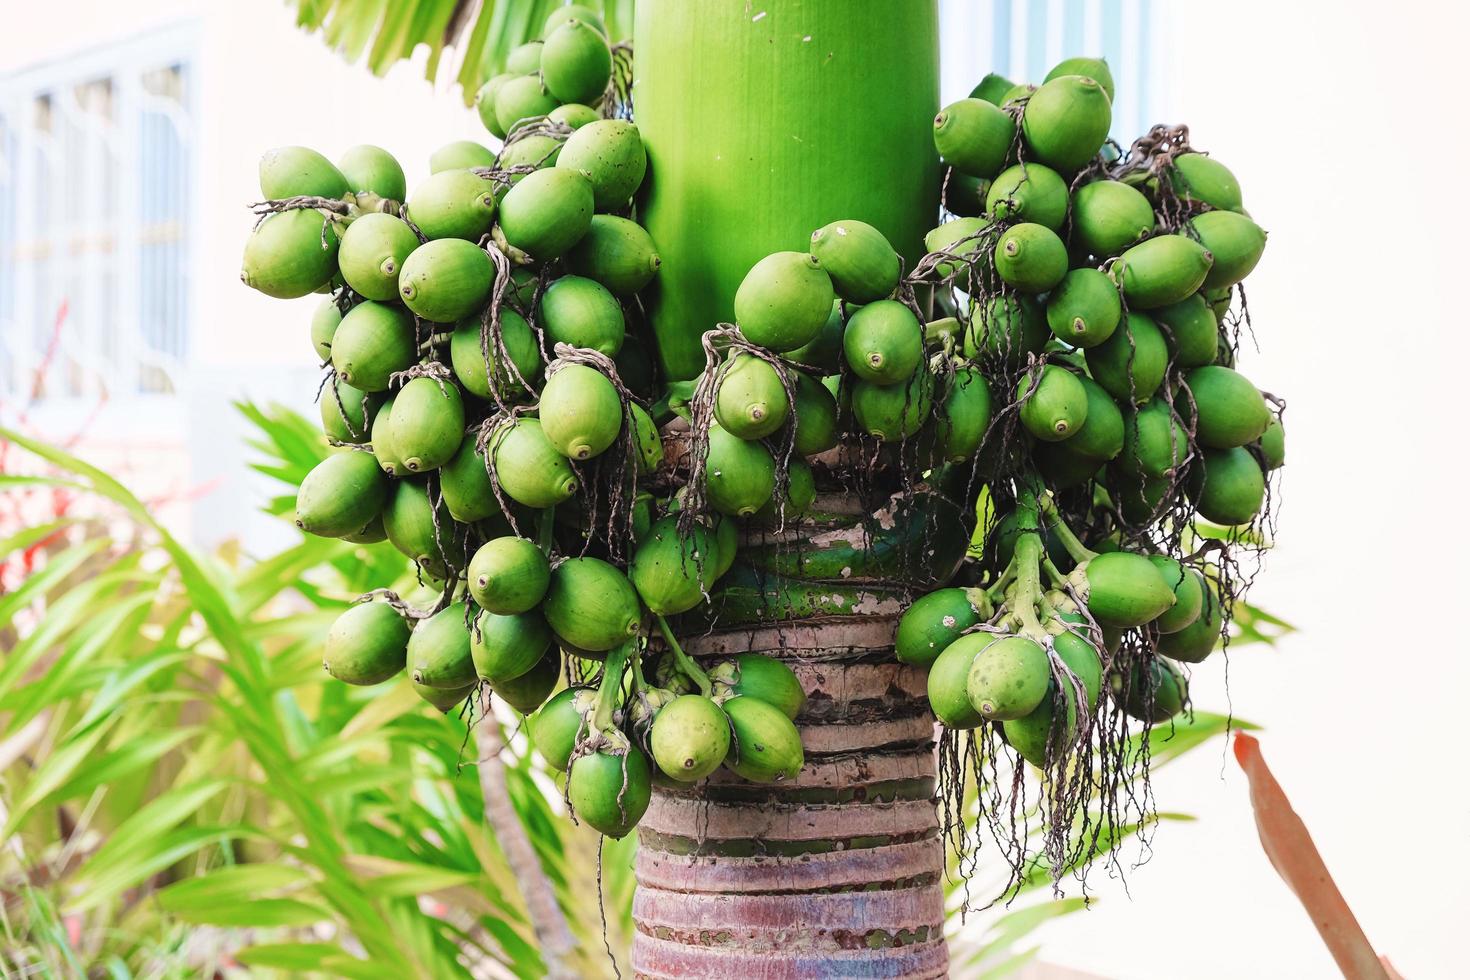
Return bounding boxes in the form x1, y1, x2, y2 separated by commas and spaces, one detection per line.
537, 506, 557, 556
1034, 588, 1060, 621
592, 640, 633, 733
1036, 491, 1098, 565
259, 193, 389, 228
984, 561, 1018, 603
962, 586, 994, 621
925, 317, 962, 346
419, 331, 453, 355
1040, 555, 1070, 591
629, 643, 649, 694
1009, 531, 1049, 643
655, 613, 711, 697
1007, 491, 1054, 643
348, 190, 402, 215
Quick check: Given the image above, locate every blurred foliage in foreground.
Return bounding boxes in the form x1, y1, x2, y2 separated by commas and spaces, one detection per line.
0, 407, 632, 978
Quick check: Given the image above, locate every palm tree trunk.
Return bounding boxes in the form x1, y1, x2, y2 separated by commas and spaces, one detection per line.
632, 612, 949, 978
632, 478, 965, 979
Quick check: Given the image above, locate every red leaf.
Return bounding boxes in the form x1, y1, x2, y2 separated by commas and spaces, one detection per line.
1233, 732, 1389, 979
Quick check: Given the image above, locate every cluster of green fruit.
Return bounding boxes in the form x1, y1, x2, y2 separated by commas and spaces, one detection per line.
240, 9, 819, 841
473, 4, 620, 142
901, 494, 1222, 767
314, 494, 809, 841
926, 57, 1281, 525
525, 649, 806, 838
692, 216, 990, 510
323, 589, 806, 840
893, 56, 1285, 765
241, 39, 1290, 840
251, 99, 659, 683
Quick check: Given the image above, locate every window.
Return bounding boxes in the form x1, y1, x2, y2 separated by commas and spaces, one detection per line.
941, 0, 1155, 139
0, 27, 197, 405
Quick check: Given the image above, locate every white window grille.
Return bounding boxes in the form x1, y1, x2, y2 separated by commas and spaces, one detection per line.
0, 24, 197, 406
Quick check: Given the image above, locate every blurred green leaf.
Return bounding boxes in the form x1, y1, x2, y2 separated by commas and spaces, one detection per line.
1, 589, 153, 727
972, 896, 1090, 959
1142, 711, 1259, 767
0, 535, 109, 630
83, 780, 232, 880
973, 945, 1042, 979
72, 826, 250, 913
353, 858, 480, 898
235, 942, 389, 979
37, 726, 201, 809
0, 518, 73, 559
157, 862, 312, 908
1231, 599, 1296, 648
176, 897, 335, 928
237, 400, 330, 477
4, 716, 118, 833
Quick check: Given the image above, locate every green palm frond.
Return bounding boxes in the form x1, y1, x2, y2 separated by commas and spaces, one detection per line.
0, 411, 632, 976
291, 0, 637, 104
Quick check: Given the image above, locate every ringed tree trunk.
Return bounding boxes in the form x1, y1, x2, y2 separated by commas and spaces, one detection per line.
633, 483, 965, 978
631, 4, 945, 974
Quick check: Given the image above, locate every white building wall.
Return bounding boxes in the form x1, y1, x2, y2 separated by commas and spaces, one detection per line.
1, 1, 483, 553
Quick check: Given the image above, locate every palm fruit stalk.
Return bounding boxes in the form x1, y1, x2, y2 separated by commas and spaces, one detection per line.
567, 642, 652, 839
